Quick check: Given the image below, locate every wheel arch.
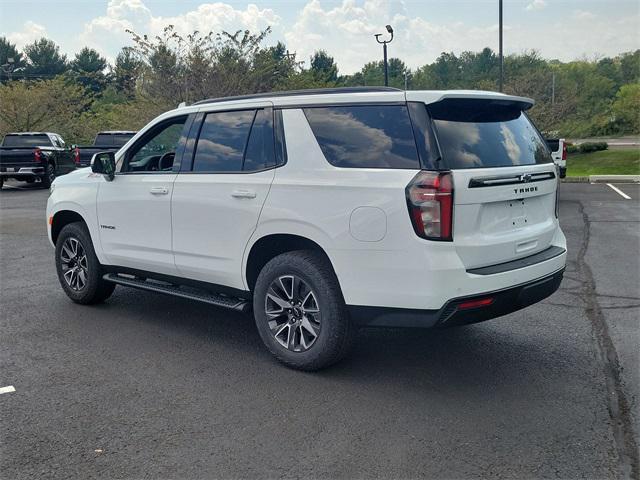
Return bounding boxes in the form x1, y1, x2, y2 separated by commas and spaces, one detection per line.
51, 210, 87, 245
244, 233, 338, 292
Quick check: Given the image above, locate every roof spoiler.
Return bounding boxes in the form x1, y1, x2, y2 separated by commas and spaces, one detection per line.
433, 92, 535, 111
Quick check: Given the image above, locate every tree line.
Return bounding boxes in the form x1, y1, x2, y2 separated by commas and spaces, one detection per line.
0, 27, 638, 144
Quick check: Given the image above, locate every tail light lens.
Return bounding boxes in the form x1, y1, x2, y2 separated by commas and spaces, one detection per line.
34, 148, 42, 163
406, 171, 454, 241
73, 147, 80, 165
561, 142, 567, 161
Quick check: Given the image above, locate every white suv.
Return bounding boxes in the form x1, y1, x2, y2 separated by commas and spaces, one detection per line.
47, 87, 567, 370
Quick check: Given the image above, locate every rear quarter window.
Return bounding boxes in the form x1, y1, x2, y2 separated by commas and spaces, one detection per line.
303, 105, 420, 169
428, 100, 552, 169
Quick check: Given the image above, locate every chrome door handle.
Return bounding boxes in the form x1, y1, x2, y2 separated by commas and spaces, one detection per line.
150, 186, 169, 195
231, 189, 256, 199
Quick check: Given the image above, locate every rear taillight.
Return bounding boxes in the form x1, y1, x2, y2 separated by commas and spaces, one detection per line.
34, 148, 42, 163
561, 143, 567, 161
73, 147, 80, 165
406, 171, 454, 241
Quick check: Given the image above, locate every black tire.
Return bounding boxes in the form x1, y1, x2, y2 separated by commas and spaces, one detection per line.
41, 163, 55, 188
55, 222, 115, 304
253, 250, 356, 371
0, 176, 3, 190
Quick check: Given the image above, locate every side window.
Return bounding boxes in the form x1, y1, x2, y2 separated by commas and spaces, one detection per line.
243, 108, 274, 171
50, 135, 61, 148
303, 105, 420, 169
122, 116, 187, 173
192, 110, 254, 172
56, 135, 66, 148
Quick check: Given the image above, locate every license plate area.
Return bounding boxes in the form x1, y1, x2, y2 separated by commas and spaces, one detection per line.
509, 199, 527, 228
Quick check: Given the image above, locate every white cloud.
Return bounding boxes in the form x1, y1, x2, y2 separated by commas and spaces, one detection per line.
526, 0, 547, 11
20, 0, 637, 74
285, 0, 505, 74
573, 10, 596, 20
76, 0, 280, 62
6, 21, 47, 50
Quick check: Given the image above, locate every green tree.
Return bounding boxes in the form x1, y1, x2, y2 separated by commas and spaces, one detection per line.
310, 50, 338, 84
620, 50, 640, 84
113, 47, 141, 98
23, 38, 67, 77
0, 78, 89, 139
611, 83, 640, 132
0, 37, 26, 81
70, 47, 107, 94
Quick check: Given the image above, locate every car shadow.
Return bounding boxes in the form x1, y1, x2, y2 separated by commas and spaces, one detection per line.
0, 181, 47, 193
87, 285, 589, 401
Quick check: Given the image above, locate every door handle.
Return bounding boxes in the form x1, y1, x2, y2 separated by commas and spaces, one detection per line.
231, 189, 256, 199
150, 186, 169, 195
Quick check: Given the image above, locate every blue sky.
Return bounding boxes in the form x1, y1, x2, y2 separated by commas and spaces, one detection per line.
1, 0, 638, 73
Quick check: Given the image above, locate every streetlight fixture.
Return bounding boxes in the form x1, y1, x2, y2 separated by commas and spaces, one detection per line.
374, 24, 394, 87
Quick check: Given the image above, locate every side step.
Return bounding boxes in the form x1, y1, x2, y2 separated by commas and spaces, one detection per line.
103, 273, 251, 313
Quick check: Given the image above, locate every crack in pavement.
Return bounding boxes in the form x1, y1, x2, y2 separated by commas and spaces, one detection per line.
569, 199, 640, 479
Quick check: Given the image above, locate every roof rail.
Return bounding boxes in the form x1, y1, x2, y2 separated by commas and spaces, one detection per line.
192, 86, 403, 106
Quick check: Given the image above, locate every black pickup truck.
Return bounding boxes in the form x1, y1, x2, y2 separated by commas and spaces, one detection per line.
0, 132, 76, 189
73, 131, 136, 167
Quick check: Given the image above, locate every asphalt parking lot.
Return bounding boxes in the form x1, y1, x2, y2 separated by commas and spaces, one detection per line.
0, 180, 638, 479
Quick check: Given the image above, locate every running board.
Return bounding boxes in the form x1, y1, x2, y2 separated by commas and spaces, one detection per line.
103, 273, 250, 313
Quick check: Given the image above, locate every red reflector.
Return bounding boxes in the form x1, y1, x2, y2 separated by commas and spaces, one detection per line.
34, 148, 42, 163
457, 297, 494, 310
73, 147, 80, 165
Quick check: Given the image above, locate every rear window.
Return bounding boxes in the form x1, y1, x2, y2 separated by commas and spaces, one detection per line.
112, 134, 134, 147
429, 100, 552, 169
3, 134, 51, 147
95, 134, 134, 147
303, 105, 420, 169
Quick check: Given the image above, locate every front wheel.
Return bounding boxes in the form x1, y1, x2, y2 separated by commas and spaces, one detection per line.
55, 222, 115, 304
253, 250, 356, 371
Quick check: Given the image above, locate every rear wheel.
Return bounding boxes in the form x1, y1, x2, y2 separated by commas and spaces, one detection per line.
41, 163, 55, 188
0, 176, 3, 190
55, 222, 115, 304
253, 250, 356, 370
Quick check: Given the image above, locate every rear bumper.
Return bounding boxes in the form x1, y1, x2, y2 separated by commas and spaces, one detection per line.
349, 268, 564, 328
0, 166, 45, 177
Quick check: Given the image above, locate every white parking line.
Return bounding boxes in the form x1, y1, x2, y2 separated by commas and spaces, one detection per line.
0, 386, 16, 395
606, 183, 631, 200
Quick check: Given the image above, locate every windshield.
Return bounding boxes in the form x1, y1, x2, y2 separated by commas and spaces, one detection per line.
428, 100, 552, 169
3, 134, 50, 147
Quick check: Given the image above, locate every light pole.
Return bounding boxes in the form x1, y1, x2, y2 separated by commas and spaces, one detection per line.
498, 0, 504, 92
374, 25, 394, 87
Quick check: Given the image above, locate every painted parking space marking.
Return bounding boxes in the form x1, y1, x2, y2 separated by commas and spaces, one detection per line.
0, 386, 16, 395
606, 183, 631, 200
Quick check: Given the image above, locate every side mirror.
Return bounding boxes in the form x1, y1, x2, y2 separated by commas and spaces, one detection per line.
91, 151, 116, 181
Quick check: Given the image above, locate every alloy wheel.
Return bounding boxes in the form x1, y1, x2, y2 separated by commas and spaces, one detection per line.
60, 237, 88, 291
265, 275, 321, 352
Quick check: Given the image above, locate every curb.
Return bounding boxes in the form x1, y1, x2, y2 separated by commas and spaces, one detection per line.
562, 177, 589, 183
588, 175, 640, 184
562, 175, 640, 184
